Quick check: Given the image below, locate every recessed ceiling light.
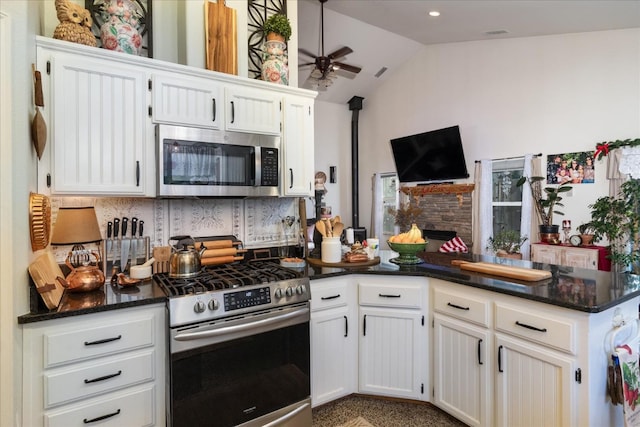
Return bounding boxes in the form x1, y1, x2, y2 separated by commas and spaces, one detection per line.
428, 10, 440, 17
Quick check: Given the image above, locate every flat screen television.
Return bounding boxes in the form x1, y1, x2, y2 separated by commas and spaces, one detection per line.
390, 125, 470, 184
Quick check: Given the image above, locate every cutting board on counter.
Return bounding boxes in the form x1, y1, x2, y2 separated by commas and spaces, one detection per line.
205, 0, 238, 75
451, 259, 551, 282
28, 250, 65, 309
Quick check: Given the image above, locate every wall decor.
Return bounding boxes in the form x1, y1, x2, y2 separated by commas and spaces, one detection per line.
85, 0, 152, 57
546, 151, 595, 185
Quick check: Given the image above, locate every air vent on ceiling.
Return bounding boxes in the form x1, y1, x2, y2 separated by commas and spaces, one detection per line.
484, 29, 509, 36
374, 67, 388, 78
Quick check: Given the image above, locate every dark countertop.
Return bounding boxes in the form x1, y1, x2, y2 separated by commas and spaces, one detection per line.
19, 250, 640, 324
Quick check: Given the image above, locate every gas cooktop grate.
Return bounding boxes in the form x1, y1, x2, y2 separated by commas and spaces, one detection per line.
154, 260, 302, 297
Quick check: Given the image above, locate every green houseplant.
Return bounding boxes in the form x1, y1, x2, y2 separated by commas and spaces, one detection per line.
263, 13, 292, 42
486, 229, 528, 259
576, 222, 596, 245
586, 179, 640, 272
516, 176, 572, 241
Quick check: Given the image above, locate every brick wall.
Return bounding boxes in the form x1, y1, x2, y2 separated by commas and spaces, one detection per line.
412, 193, 473, 246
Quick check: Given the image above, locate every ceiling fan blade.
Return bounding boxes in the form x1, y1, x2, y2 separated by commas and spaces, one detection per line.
333, 61, 362, 74
299, 62, 315, 68
299, 48, 318, 59
327, 47, 353, 60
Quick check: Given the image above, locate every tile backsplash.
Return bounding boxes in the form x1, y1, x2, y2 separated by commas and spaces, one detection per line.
49, 197, 301, 262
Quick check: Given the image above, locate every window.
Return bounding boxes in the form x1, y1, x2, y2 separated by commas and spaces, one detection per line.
492, 159, 525, 233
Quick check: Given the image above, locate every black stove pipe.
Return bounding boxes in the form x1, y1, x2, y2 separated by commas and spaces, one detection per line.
348, 96, 364, 228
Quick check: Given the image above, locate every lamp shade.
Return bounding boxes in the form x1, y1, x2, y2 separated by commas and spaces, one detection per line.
51, 207, 102, 245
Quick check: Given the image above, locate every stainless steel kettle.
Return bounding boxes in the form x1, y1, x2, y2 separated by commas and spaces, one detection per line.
169, 236, 205, 278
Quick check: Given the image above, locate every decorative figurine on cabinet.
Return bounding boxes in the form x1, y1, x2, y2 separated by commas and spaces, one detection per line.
52, 0, 97, 47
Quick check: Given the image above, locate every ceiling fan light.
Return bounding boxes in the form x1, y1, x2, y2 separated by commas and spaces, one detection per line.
310, 69, 323, 78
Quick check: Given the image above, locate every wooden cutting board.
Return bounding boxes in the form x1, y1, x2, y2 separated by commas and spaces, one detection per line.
451, 260, 552, 282
28, 250, 65, 309
206, 0, 238, 75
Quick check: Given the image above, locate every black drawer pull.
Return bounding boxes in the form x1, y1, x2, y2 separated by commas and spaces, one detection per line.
212, 98, 216, 122
515, 321, 547, 333
498, 345, 504, 373
478, 339, 483, 365
447, 302, 470, 311
84, 370, 122, 384
344, 315, 348, 337
84, 409, 121, 424
379, 293, 401, 298
84, 335, 122, 346
321, 294, 340, 300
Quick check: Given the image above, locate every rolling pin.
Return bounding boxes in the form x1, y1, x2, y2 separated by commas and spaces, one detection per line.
201, 255, 244, 266
202, 247, 247, 258
197, 240, 242, 250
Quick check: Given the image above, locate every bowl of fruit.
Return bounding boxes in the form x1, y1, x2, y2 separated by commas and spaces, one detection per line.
387, 224, 428, 265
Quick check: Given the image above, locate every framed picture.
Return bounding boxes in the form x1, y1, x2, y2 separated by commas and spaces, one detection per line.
546, 151, 595, 185
85, 0, 153, 58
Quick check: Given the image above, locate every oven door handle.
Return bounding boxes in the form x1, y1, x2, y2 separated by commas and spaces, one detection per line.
261, 402, 310, 427
174, 307, 309, 341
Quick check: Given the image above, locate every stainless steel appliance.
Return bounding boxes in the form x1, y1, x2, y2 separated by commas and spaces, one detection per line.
157, 124, 280, 197
155, 260, 311, 427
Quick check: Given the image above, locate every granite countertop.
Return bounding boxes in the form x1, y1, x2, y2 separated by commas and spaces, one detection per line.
19, 250, 640, 324
307, 250, 640, 314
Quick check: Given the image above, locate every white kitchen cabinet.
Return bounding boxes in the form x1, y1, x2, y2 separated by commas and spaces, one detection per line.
358, 277, 428, 400
224, 85, 282, 135
432, 285, 491, 427
37, 43, 154, 196
531, 243, 599, 270
151, 73, 223, 129
282, 95, 314, 196
22, 304, 166, 427
310, 277, 357, 407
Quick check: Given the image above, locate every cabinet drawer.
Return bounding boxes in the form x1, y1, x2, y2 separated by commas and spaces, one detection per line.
45, 350, 155, 408
45, 314, 155, 367
45, 384, 155, 427
359, 282, 424, 309
311, 281, 351, 311
495, 303, 576, 354
433, 288, 489, 327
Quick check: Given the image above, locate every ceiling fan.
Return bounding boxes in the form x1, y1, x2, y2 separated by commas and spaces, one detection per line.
299, 0, 362, 88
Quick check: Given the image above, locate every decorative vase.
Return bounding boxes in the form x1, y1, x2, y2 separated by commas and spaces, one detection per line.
100, 0, 142, 55
261, 40, 289, 85
539, 224, 560, 244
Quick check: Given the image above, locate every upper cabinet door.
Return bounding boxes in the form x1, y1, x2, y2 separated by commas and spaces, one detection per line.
224, 85, 281, 135
282, 95, 314, 197
48, 52, 152, 196
151, 73, 223, 129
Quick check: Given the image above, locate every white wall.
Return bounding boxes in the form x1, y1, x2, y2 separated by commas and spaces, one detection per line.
320, 28, 640, 236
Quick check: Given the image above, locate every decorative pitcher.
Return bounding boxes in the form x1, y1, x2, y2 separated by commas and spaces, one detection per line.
261, 40, 289, 85
100, 0, 142, 55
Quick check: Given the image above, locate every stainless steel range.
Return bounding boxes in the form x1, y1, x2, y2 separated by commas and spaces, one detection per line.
155, 260, 311, 427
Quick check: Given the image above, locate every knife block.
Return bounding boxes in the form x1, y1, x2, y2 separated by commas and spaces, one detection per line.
102, 237, 150, 275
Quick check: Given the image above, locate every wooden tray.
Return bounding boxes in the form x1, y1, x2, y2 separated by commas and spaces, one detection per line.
451, 260, 551, 282
307, 256, 380, 268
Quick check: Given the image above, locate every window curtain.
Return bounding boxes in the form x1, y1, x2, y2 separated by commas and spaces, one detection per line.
525, 156, 544, 249
472, 160, 493, 255
519, 154, 535, 260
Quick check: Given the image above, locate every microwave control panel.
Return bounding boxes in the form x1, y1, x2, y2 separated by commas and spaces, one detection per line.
261, 148, 279, 186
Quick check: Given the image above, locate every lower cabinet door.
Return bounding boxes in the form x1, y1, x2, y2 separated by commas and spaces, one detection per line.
44, 384, 156, 427
495, 334, 575, 427
433, 314, 491, 427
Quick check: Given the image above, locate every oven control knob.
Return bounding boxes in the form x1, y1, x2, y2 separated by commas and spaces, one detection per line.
285, 287, 294, 297
275, 288, 284, 299
295, 285, 306, 295
194, 301, 206, 313
208, 299, 219, 311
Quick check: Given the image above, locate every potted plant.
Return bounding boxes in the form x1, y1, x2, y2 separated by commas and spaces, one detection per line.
486, 229, 528, 259
516, 175, 572, 242
263, 13, 292, 42
586, 179, 640, 273
576, 222, 596, 246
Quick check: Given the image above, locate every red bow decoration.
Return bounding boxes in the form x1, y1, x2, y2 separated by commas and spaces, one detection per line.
594, 142, 610, 160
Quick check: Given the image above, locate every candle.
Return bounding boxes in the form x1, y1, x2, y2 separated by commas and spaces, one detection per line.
562, 220, 571, 229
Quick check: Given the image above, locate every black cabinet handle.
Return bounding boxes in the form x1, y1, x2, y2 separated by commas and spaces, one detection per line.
344, 315, 348, 337
83, 409, 121, 424
84, 370, 122, 384
84, 335, 122, 346
289, 168, 293, 189
515, 320, 547, 333
135, 161, 140, 187
447, 302, 470, 311
379, 293, 401, 298
478, 339, 483, 365
212, 98, 216, 122
498, 345, 504, 373
363, 314, 367, 336
230, 101, 235, 123
321, 294, 340, 300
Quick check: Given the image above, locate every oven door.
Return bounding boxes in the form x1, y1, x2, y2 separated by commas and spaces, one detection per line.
169, 303, 311, 427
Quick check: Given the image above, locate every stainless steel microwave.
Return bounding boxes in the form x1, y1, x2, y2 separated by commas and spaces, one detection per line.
157, 124, 280, 197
